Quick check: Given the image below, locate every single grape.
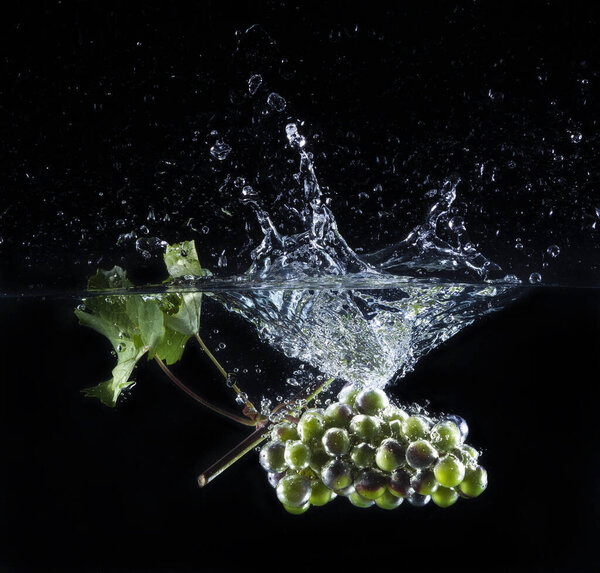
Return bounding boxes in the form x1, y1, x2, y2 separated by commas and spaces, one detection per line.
388, 419, 408, 444
451, 444, 480, 467
309, 446, 331, 473
338, 384, 359, 407
349, 490, 374, 508
402, 415, 431, 441
405, 439, 439, 470
458, 465, 488, 498
434, 454, 466, 488
322, 427, 351, 457
430, 421, 461, 452
276, 474, 311, 508
375, 438, 406, 472
284, 440, 312, 470
375, 489, 404, 510
349, 414, 383, 444
350, 442, 376, 469
334, 484, 355, 497
298, 409, 326, 443
354, 469, 387, 500
283, 501, 310, 515
267, 471, 285, 488
410, 469, 439, 495
259, 441, 287, 473
407, 492, 431, 507
444, 414, 469, 441
382, 406, 409, 423
310, 479, 335, 506
355, 388, 389, 415
388, 468, 414, 498
321, 458, 353, 491
324, 402, 354, 429
271, 422, 299, 443
432, 486, 459, 508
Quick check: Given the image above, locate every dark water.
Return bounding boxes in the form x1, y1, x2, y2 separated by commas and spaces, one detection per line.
0, 289, 599, 572
2, 2, 600, 572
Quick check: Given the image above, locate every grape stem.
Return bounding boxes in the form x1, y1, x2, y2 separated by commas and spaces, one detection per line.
194, 333, 259, 421
197, 376, 335, 488
154, 356, 256, 427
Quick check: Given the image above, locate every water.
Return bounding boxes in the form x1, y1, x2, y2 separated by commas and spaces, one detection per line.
2, 4, 600, 571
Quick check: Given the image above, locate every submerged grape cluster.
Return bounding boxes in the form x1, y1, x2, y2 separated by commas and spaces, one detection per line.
259, 385, 488, 514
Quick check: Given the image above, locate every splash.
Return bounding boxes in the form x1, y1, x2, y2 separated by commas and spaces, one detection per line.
211, 124, 516, 388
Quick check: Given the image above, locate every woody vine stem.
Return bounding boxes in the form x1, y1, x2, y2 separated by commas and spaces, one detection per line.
154, 332, 335, 488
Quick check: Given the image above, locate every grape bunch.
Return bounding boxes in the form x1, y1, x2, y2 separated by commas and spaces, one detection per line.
259, 385, 488, 514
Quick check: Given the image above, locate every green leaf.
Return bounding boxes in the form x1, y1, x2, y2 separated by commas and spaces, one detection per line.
164, 292, 203, 336
82, 341, 146, 407
125, 296, 165, 358
154, 327, 190, 365
164, 240, 207, 278
88, 266, 133, 290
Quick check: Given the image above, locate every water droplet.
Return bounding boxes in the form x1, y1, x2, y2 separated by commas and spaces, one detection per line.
248, 74, 262, 95
210, 140, 232, 161
267, 92, 286, 112
529, 272, 542, 284
546, 245, 560, 258
568, 130, 583, 144
285, 123, 306, 148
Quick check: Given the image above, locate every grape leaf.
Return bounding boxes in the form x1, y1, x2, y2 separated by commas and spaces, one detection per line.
76, 266, 166, 407
164, 240, 207, 278
154, 327, 189, 365
164, 293, 203, 336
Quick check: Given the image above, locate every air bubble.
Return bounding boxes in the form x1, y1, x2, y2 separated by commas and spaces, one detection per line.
546, 245, 560, 258
267, 92, 286, 112
529, 272, 542, 284
210, 141, 232, 161
248, 74, 262, 95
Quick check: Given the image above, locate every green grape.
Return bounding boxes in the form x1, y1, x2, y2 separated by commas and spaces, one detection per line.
388, 468, 413, 498
430, 421, 461, 452
354, 469, 387, 500
355, 388, 389, 415
321, 459, 353, 490
350, 442, 376, 469
283, 501, 311, 515
388, 419, 408, 443
434, 454, 466, 488
310, 479, 336, 506
309, 446, 331, 473
402, 415, 431, 441
276, 474, 311, 508
349, 490, 374, 508
298, 409, 326, 443
324, 402, 354, 429
259, 441, 287, 473
405, 439, 439, 470
375, 489, 404, 510
284, 440, 311, 470
375, 438, 406, 472
451, 444, 480, 467
349, 414, 383, 444
382, 405, 409, 423
271, 422, 299, 443
267, 471, 285, 488
334, 484, 355, 497
410, 469, 439, 495
458, 465, 488, 498
338, 384, 359, 407
432, 486, 459, 508
322, 427, 351, 457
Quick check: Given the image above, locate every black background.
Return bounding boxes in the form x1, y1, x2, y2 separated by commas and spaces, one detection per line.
2, 2, 600, 572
